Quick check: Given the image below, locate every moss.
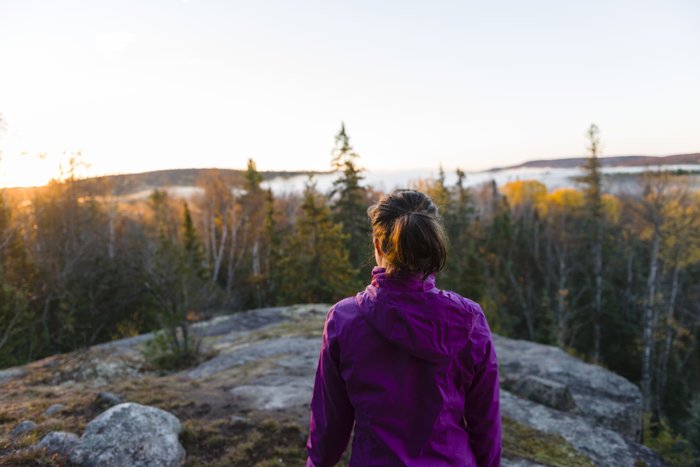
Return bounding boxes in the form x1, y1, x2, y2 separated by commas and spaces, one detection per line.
503, 416, 594, 466
181, 417, 306, 467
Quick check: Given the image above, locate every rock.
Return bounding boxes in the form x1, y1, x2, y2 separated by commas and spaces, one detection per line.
33, 431, 79, 456
231, 378, 314, 410
70, 402, 185, 467
187, 335, 318, 380
495, 335, 643, 441
501, 390, 666, 466
0, 366, 24, 384
502, 460, 547, 467
505, 375, 577, 412
92, 391, 123, 411
43, 403, 66, 416
192, 306, 287, 336
9, 420, 37, 437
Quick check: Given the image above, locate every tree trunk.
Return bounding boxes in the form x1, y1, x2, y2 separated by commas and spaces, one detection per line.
657, 262, 680, 416
641, 228, 661, 412
592, 221, 603, 363
556, 251, 567, 347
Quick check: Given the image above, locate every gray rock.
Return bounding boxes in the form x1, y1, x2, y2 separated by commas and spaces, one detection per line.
501, 390, 666, 466
43, 403, 66, 416
502, 460, 547, 467
33, 431, 79, 456
192, 306, 287, 336
505, 375, 577, 412
93, 391, 123, 411
187, 335, 318, 379
231, 377, 314, 410
0, 366, 24, 384
495, 335, 643, 441
70, 403, 185, 467
9, 420, 37, 437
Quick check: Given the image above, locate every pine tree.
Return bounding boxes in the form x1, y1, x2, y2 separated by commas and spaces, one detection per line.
278, 178, 357, 304
579, 123, 605, 363
329, 123, 371, 281
142, 198, 211, 367
182, 201, 208, 280
442, 169, 481, 298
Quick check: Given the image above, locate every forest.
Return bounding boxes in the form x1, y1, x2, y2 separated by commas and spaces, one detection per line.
1, 124, 699, 460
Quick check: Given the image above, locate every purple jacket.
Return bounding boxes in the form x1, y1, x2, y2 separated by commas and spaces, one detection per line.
307, 267, 501, 466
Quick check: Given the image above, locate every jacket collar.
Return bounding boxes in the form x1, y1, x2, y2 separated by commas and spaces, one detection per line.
370, 266, 436, 292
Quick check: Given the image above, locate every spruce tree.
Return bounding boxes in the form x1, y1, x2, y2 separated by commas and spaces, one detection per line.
182, 201, 208, 280
579, 123, 605, 363
442, 169, 481, 298
278, 178, 357, 304
329, 123, 371, 281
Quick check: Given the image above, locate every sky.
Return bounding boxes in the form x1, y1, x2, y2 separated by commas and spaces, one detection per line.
0, 0, 699, 187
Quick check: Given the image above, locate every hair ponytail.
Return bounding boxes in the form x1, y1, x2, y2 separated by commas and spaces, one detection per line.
367, 189, 448, 277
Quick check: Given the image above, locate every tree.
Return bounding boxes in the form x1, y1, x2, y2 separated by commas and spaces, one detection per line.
329, 123, 371, 282
0, 192, 35, 366
578, 123, 605, 363
239, 159, 267, 307
196, 170, 235, 284
182, 201, 208, 280
278, 177, 357, 304
441, 169, 481, 298
142, 197, 212, 367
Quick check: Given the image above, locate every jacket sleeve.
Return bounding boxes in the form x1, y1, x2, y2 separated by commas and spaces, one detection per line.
464, 310, 502, 467
306, 306, 355, 467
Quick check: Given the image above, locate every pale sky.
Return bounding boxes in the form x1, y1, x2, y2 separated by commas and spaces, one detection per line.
1, 0, 699, 187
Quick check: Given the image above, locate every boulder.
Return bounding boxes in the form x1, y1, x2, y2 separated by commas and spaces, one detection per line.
505, 375, 577, 412
502, 390, 665, 466
495, 335, 643, 441
70, 403, 185, 467
33, 431, 79, 456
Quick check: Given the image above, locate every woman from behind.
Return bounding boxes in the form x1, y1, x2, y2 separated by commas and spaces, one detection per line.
307, 189, 501, 466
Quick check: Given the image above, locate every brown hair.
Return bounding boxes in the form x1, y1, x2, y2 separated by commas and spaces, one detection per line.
367, 189, 448, 277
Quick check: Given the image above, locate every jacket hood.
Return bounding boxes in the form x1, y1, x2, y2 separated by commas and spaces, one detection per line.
359, 267, 476, 364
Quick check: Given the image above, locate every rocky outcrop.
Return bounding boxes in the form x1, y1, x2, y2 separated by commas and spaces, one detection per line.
0, 304, 667, 466
495, 335, 643, 441
184, 305, 662, 466
69, 403, 185, 467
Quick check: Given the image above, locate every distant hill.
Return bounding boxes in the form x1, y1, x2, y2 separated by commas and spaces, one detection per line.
490, 152, 700, 171
3, 168, 322, 197
82, 168, 321, 195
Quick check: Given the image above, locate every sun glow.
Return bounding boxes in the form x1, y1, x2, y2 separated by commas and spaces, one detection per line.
0, 149, 81, 188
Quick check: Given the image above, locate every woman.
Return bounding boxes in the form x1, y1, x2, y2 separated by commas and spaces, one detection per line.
306, 189, 501, 466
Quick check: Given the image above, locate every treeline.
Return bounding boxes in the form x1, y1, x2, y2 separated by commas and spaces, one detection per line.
1, 125, 699, 457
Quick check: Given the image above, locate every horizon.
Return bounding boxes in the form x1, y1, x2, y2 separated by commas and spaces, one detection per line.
4, 150, 700, 190
1, 0, 699, 187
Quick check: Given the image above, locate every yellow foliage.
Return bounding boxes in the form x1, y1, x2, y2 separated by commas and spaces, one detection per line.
602, 193, 621, 223
501, 180, 547, 209
542, 188, 584, 215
